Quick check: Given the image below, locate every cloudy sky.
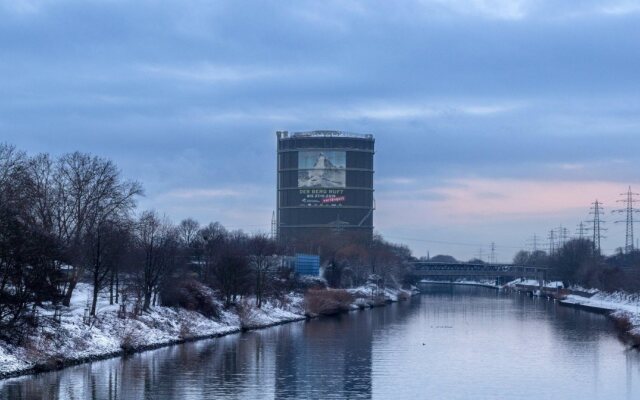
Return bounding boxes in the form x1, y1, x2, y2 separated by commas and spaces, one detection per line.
2, 0, 640, 260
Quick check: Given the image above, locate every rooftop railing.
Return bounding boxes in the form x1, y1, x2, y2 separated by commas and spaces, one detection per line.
277, 130, 373, 139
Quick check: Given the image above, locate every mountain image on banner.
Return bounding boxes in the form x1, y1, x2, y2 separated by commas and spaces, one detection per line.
298, 151, 346, 188
313, 153, 338, 169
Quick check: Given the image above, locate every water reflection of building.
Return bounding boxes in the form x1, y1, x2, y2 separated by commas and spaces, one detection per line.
274, 313, 373, 399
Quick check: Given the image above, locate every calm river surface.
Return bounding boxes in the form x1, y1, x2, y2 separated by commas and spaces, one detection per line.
2, 285, 640, 399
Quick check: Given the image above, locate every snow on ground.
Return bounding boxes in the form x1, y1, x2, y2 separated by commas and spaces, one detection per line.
347, 283, 380, 299
346, 284, 414, 304
619, 312, 640, 336
419, 279, 499, 288
506, 279, 564, 289
478, 277, 640, 339
562, 291, 640, 337
1, 282, 414, 378
454, 279, 499, 288
238, 294, 305, 329
0, 284, 305, 378
568, 285, 599, 294
562, 291, 640, 314
0, 344, 29, 375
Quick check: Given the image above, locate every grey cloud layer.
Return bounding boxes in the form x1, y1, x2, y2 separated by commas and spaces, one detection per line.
1, 0, 639, 258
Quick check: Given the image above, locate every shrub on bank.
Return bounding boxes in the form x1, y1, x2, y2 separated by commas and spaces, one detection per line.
235, 299, 255, 329
304, 289, 353, 316
120, 332, 136, 354
294, 276, 328, 291
611, 311, 640, 349
160, 279, 220, 319
397, 290, 411, 301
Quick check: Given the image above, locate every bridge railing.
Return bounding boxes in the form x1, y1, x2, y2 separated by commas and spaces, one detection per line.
410, 262, 547, 278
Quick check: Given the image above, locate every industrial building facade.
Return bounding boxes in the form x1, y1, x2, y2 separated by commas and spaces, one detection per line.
276, 130, 375, 242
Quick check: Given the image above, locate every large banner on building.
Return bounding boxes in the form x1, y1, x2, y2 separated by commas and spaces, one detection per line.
298, 188, 346, 206
298, 151, 346, 188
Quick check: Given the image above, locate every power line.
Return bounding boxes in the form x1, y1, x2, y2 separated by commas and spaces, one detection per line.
382, 235, 526, 250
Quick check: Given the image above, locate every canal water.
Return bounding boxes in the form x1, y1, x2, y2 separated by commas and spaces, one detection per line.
2, 284, 640, 399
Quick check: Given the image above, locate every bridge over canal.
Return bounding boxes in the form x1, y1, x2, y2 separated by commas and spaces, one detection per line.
411, 261, 547, 284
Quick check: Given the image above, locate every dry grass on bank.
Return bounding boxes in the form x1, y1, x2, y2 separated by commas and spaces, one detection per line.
304, 289, 354, 316
612, 312, 640, 348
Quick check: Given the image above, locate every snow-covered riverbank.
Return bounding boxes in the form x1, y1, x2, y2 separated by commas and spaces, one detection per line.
561, 292, 640, 314
419, 279, 500, 289
503, 281, 640, 342
419, 279, 640, 342
0, 283, 305, 379
503, 280, 640, 340
560, 292, 640, 339
0, 283, 414, 379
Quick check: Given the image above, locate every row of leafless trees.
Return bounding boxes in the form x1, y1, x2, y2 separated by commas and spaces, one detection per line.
513, 239, 640, 291
285, 231, 413, 288
176, 220, 283, 308
0, 143, 145, 339
0, 142, 414, 341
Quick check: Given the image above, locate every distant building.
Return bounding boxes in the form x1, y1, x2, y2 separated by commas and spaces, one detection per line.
294, 254, 320, 276
276, 130, 375, 243
274, 254, 320, 276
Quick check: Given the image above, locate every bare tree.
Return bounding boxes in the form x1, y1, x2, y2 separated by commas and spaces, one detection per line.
205, 230, 252, 307
135, 211, 178, 311
85, 218, 133, 315
0, 144, 26, 192
0, 145, 62, 340
549, 238, 595, 285
199, 222, 227, 284
513, 250, 549, 267
0, 206, 35, 341
178, 218, 200, 248
367, 236, 411, 288
247, 234, 278, 308
23, 153, 57, 232
52, 152, 142, 306
0, 147, 32, 339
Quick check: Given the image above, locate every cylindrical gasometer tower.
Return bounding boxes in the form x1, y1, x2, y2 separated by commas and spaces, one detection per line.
276, 130, 374, 243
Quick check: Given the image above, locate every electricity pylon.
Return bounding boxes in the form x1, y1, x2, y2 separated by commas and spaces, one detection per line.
587, 200, 606, 255
576, 222, 587, 239
548, 229, 556, 255
489, 242, 497, 264
527, 234, 540, 252
613, 187, 639, 254
271, 211, 277, 240
556, 226, 569, 247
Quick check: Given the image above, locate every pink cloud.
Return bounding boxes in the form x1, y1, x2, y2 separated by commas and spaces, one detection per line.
376, 179, 637, 228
